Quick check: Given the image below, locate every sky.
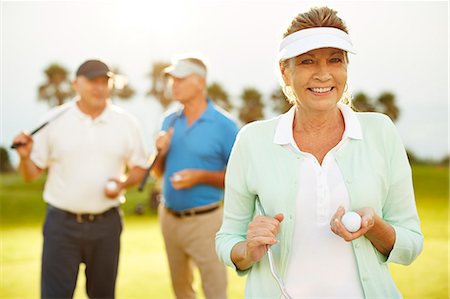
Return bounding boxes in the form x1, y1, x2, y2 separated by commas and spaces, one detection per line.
1, 0, 448, 166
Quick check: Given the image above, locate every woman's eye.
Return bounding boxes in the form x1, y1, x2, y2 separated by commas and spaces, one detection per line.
299, 59, 314, 65
330, 57, 343, 63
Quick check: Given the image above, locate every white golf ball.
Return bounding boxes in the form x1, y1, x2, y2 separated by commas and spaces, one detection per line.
172, 174, 182, 182
341, 211, 362, 233
105, 181, 118, 192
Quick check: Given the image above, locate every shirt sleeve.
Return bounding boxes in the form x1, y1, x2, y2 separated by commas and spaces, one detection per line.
379, 116, 424, 265
30, 125, 50, 170
126, 116, 148, 169
216, 126, 256, 276
29, 107, 64, 169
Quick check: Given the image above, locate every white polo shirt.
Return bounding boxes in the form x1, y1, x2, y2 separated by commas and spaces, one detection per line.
31, 99, 148, 214
274, 103, 365, 298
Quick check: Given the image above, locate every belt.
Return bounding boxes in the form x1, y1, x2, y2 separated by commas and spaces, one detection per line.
48, 204, 118, 223
165, 205, 220, 218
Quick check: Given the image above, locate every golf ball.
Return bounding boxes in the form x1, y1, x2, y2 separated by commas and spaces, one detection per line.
106, 181, 118, 192
341, 211, 362, 233
172, 174, 182, 182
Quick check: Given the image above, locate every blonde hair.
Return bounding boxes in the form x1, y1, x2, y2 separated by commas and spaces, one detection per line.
279, 7, 351, 105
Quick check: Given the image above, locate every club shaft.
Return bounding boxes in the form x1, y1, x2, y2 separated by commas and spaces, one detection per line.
10, 121, 49, 149
137, 153, 159, 192
256, 197, 292, 299
138, 110, 181, 192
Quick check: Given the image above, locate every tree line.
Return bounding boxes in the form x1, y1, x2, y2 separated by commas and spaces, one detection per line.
2, 61, 446, 173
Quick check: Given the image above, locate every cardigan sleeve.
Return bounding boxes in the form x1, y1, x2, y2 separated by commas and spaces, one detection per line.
215, 126, 257, 275
379, 116, 424, 265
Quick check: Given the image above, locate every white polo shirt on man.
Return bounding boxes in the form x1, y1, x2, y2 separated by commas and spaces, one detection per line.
31, 99, 147, 214
274, 102, 365, 298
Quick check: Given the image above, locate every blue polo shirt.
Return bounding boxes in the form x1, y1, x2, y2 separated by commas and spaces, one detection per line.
161, 99, 238, 211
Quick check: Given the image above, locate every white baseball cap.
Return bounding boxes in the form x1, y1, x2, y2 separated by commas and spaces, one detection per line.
164, 59, 207, 78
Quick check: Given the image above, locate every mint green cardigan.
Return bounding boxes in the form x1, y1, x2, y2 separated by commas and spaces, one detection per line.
216, 111, 423, 298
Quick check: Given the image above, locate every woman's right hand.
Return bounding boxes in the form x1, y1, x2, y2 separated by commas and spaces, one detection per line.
12, 132, 33, 159
231, 213, 284, 270
245, 213, 285, 262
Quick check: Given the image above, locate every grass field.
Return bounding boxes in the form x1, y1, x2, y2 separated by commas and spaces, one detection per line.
0, 165, 448, 298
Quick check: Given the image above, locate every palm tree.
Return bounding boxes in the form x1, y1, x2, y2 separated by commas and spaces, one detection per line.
351, 92, 375, 112
110, 67, 135, 100
147, 61, 172, 108
271, 86, 292, 114
351, 91, 400, 122
376, 92, 399, 122
38, 63, 75, 106
207, 82, 233, 111
239, 87, 264, 124
0, 146, 13, 173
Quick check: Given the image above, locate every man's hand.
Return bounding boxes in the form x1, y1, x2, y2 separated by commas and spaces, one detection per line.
170, 169, 201, 190
104, 178, 124, 199
12, 132, 33, 159
155, 128, 174, 156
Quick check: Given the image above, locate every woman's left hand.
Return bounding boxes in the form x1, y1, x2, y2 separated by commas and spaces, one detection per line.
330, 206, 376, 241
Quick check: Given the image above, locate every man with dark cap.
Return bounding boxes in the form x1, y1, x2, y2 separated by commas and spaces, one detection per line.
152, 55, 238, 299
12, 59, 148, 298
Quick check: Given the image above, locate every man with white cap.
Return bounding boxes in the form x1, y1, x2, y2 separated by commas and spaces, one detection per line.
216, 6, 422, 299
152, 56, 238, 299
12, 59, 148, 298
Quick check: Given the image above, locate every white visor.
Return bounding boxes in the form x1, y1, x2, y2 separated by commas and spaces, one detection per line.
164, 60, 207, 78
278, 27, 355, 61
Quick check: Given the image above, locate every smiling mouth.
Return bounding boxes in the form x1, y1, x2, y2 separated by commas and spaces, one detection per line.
308, 87, 334, 93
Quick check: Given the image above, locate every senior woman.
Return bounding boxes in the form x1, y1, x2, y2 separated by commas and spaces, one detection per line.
216, 6, 423, 299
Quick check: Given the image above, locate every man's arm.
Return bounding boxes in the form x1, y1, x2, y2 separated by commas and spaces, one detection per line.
13, 132, 45, 182
150, 153, 166, 179
19, 157, 44, 182
105, 166, 148, 198
150, 128, 174, 178
121, 166, 148, 189
170, 169, 225, 190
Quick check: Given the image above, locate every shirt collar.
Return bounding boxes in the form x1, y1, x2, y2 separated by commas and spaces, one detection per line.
183, 98, 215, 122
74, 97, 112, 123
273, 102, 363, 145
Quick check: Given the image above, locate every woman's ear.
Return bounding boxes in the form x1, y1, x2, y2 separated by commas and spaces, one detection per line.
279, 62, 291, 86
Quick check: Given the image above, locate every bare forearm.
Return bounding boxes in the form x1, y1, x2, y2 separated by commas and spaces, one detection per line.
19, 158, 43, 182
121, 167, 147, 189
150, 153, 166, 178
196, 170, 225, 188
365, 215, 396, 256
231, 241, 254, 271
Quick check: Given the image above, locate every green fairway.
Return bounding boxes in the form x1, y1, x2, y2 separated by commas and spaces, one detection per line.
0, 165, 448, 298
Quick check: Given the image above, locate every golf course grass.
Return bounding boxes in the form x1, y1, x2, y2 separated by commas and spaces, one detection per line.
0, 164, 448, 298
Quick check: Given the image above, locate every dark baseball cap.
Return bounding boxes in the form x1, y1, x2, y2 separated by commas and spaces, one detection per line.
76, 59, 114, 79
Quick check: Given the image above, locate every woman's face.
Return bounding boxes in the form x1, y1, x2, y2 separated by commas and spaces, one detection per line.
281, 47, 348, 113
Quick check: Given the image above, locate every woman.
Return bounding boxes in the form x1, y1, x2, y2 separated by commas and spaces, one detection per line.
216, 6, 423, 298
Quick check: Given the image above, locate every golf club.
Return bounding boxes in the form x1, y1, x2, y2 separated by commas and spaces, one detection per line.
10, 106, 71, 149
138, 109, 182, 192
256, 195, 292, 299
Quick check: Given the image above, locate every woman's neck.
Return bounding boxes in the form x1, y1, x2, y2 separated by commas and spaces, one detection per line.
293, 106, 344, 135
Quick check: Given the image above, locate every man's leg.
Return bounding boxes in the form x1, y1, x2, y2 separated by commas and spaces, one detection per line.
41, 208, 82, 299
159, 204, 196, 299
185, 207, 228, 299
83, 208, 122, 299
